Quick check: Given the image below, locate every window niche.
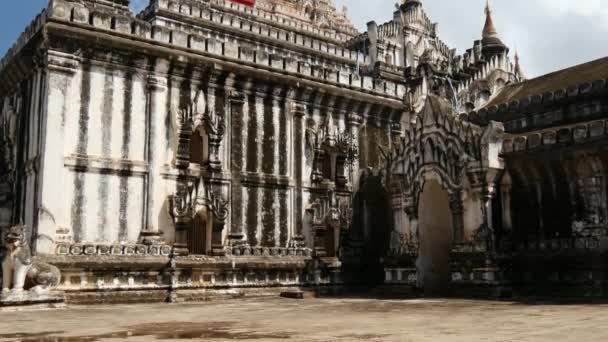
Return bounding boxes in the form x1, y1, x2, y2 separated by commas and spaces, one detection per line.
190, 126, 210, 167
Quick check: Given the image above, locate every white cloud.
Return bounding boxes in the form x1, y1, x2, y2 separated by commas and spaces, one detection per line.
539, 0, 608, 29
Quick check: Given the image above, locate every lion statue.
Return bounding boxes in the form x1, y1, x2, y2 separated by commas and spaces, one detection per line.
1, 224, 61, 294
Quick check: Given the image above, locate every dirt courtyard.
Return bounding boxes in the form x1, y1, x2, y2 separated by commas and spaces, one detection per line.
1, 297, 607, 342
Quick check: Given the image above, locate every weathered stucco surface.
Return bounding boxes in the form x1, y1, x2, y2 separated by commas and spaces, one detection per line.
0, 0, 607, 303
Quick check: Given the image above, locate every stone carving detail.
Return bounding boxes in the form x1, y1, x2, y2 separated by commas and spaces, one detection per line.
572, 176, 606, 236
306, 121, 326, 182
170, 175, 230, 255
2, 225, 61, 295
201, 107, 226, 172
306, 115, 358, 187
170, 181, 195, 227
195, 180, 229, 234
335, 132, 359, 188
305, 190, 350, 257
175, 107, 194, 169
176, 93, 226, 172
388, 95, 505, 254
0, 100, 17, 226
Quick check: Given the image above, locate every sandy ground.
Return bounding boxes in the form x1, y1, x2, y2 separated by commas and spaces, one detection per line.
1, 297, 607, 341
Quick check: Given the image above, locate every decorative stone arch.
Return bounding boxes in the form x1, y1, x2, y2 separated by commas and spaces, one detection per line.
388, 95, 505, 291
170, 94, 229, 256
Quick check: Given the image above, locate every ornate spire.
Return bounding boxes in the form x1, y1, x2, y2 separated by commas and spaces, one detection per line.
482, 1, 498, 40
481, 0, 507, 56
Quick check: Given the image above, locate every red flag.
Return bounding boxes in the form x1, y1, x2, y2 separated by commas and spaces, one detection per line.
230, 0, 255, 6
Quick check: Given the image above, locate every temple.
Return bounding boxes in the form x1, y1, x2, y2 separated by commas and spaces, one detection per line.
0, 0, 607, 304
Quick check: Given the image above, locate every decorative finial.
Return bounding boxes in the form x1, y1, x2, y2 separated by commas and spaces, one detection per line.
483, 0, 498, 40
513, 49, 525, 80
481, 0, 507, 56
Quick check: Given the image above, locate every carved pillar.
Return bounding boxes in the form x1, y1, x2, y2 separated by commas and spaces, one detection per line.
141, 75, 166, 245
172, 108, 194, 256
291, 103, 306, 247
172, 182, 192, 256
347, 113, 362, 185
481, 185, 497, 254
207, 139, 222, 171
500, 172, 513, 232
335, 154, 348, 188
467, 168, 498, 254
391, 122, 403, 147
207, 187, 229, 255
449, 191, 464, 243
228, 91, 246, 245
206, 118, 225, 171
311, 148, 325, 183
404, 203, 419, 247
175, 109, 193, 169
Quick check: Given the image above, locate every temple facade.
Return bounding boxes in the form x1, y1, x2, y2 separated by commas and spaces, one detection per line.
0, 0, 606, 303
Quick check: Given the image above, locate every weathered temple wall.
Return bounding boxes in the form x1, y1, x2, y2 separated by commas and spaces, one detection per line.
38, 56, 151, 252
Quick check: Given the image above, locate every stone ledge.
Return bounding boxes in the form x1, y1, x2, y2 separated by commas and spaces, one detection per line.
0, 291, 65, 311
64, 154, 149, 175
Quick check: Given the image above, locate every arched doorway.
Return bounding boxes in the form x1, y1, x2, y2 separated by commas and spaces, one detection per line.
417, 180, 453, 296
188, 211, 211, 255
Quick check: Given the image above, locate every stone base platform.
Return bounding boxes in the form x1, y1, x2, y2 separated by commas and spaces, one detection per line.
0, 291, 65, 311
37, 253, 346, 304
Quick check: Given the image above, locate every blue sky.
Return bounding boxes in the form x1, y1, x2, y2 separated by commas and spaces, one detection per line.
2, 0, 607, 78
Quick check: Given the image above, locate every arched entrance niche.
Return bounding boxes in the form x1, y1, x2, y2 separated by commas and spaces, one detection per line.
383, 95, 506, 294
417, 179, 453, 295
188, 208, 212, 255
190, 126, 209, 167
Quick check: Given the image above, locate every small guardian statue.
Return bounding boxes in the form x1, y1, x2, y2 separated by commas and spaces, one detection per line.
1, 224, 61, 296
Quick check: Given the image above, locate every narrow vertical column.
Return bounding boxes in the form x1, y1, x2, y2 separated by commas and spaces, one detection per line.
481, 185, 497, 254
228, 91, 246, 245
390, 122, 403, 147
468, 169, 500, 254
206, 86, 225, 172
172, 107, 194, 256
449, 191, 464, 243
141, 75, 166, 245
404, 204, 418, 246
347, 113, 363, 186
311, 149, 325, 183
500, 172, 513, 233
291, 102, 306, 247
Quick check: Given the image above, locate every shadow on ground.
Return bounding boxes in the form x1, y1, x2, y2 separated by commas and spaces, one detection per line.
0, 322, 292, 342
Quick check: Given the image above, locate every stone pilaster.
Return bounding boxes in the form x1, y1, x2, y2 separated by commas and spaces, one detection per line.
141, 75, 166, 245
404, 203, 419, 247
205, 87, 225, 172
290, 102, 306, 247
449, 191, 464, 243
228, 91, 246, 245
36, 51, 80, 254
311, 148, 325, 183
347, 113, 363, 185
391, 122, 403, 145
500, 172, 513, 232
